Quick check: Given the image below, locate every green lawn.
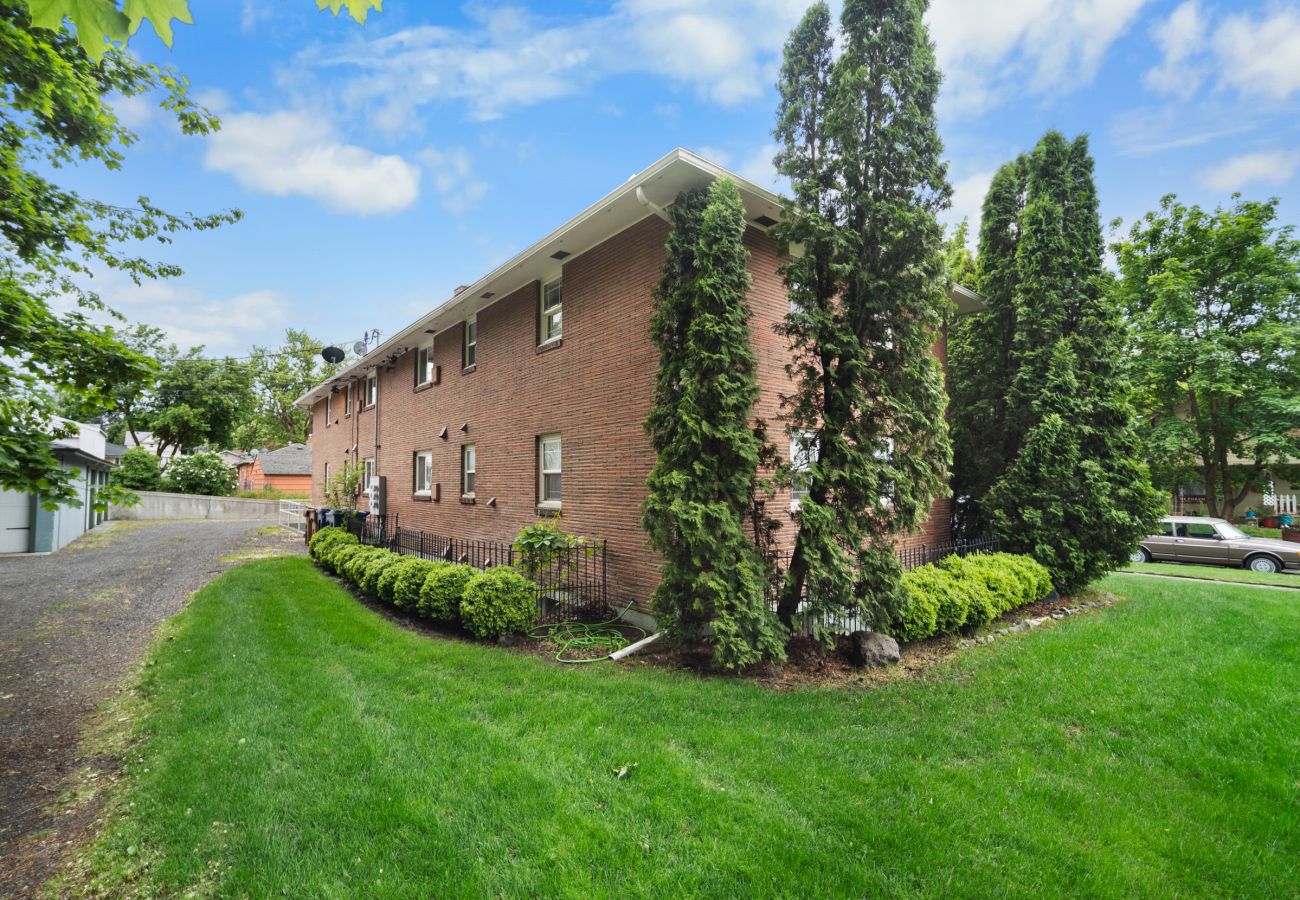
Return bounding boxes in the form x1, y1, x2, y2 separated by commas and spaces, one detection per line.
1123, 560, 1300, 588
72, 558, 1300, 898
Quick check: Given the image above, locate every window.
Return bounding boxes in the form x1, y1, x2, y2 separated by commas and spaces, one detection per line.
1177, 522, 1220, 539
1159, 521, 1175, 537
344, 383, 352, 415
324, 461, 331, 488
324, 393, 332, 423
461, 444, 476, 497
364, 371, 377, 407
539, 434, 562, 506
463, 316, 477, 369
415, 346, 434, 386
413, 451, 433, 495
363, 457, 375, 494
540, 277, 562, 344
789, 430, 817, 509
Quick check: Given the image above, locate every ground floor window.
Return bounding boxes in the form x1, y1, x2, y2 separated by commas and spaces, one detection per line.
789, 430, 817, 510
363, 457, 376, 494
413, 451, 432, 496
461, 444, 476, 498
539, 434, 561, 506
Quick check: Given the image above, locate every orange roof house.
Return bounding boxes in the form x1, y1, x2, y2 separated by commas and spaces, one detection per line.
236, 443, 312, 495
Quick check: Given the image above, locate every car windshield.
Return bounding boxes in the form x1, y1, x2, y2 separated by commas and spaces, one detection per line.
1216, 523, 1248, 540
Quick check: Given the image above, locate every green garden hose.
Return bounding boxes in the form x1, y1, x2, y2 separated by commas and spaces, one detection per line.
528, 604, 646, 663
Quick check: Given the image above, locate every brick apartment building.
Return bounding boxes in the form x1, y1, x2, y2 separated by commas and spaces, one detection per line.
296, 149, 983, 615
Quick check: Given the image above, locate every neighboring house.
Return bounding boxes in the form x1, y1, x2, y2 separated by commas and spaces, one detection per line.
213, 449, 251, 469
296, 149, 984, 615
103, 441, 128, 464
0, 418, 113, 554
1172, 453, 1300, 519
237, 443, 312, 495
122, 430, 186, 461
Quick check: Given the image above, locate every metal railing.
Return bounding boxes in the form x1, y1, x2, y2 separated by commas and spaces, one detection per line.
279, 499, 309, 533
341, 515, 609, 623
762, 536, 1001, 635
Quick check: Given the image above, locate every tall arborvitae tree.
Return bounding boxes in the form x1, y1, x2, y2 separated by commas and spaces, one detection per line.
961, 131, 1163, 591
774, 0, 952, 636
642, 179, 786, 669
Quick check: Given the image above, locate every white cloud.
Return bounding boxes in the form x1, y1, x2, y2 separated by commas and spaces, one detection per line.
1143, 0, 1207, 98
110, 93, 158, 130
941, 170, 995, 244
1110, 104, 1257, 156
418, 147, 490, 214
927, 0, 1148, 115
203, 109, 421, 215
1198, 149, 1300, 192
1213, 5, 1300, 100
308, 1, 807, 128
67, 268, 291, 357
241, 0, 273, 35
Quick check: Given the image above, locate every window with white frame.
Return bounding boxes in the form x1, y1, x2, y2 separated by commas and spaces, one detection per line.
461, 444, 476, 497
344, 383, 352, 415
324, 393, 331, 423
540, 277, 562, 344
323, 461, 331, 489
539, 434, 561, 506
363, 457, 375, 494
364, 371, 377, 407
463, 316, 477, 369
413, 451, 432, 495
789, 430, 818, 510
415, 346, 434, 386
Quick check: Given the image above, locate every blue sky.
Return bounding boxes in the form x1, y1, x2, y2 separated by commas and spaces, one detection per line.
64, 0, 1300, 356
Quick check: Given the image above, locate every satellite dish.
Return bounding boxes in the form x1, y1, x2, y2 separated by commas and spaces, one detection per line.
321, 346, 345, 364
353, 340, 369, 356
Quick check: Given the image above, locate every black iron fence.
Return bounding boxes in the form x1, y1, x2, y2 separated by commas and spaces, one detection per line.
341, 513, 609, 623
762, 536, 1001, 635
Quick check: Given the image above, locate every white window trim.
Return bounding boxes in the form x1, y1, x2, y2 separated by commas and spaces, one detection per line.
364, 371, 378, 408
415, 345, 434, 386
461, 444, 476, 498
363, 457, 376, 494
324, 393, 332, 424
323, 461, 331, 489
540, 277, 563, 345
790, 430, 817, 511
413, 450, 432, 496
463, 316, 477, 369
539, 433, 562, 508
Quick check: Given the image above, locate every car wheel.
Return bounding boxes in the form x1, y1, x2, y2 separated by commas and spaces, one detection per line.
1246, 555, 1281, 574
1129, 547, 1150, 564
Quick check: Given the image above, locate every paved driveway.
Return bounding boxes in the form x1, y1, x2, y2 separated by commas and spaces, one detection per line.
0, 519, 305, 898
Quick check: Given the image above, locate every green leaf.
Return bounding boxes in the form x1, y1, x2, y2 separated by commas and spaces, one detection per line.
316, 0, 382, 25
123, 0, 193, 46
27, 0, 130, 60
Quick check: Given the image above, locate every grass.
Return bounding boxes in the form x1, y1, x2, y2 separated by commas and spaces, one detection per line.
1123, 560, 1300, 588
68, 559, 1300, 898
234, 488, 310, 501
1237, 524, 1284, 540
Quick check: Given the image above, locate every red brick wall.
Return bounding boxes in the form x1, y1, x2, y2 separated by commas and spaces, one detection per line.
309, 213, 953, 612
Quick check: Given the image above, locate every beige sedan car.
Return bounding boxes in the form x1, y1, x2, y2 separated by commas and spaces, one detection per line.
1131, 516, 1300, 574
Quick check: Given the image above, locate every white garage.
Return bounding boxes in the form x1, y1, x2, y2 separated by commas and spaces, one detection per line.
0, 489, 33, 554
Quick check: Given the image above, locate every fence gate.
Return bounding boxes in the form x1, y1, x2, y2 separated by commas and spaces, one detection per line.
279, 499, 308, 534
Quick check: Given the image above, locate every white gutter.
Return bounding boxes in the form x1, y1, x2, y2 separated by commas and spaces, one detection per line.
636, 186, 671, 222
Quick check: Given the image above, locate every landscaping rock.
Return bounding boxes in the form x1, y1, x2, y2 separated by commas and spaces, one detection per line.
848, 631, 900, 668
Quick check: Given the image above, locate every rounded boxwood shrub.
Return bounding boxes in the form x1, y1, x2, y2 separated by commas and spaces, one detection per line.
342, 545, 386, 585
394, 559, 445, 612
941, 554, 1020, 617
419, 563, 477, 622
309, 528, 357, 572
460, 567, 537, 639
359, 550, 399, 597
893, 569, 941, 642
330, 543, 367, 578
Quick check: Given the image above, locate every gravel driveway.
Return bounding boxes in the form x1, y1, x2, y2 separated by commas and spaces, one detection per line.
0, 519, 305, 898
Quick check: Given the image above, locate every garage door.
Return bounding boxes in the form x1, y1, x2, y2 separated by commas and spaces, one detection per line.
0, 489, 32, 554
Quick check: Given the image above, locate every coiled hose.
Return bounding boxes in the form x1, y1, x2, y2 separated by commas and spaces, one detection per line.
528, 604, 646, 663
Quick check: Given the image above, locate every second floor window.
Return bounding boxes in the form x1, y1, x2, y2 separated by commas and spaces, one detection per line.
463, 316, 477, 369
415, 346, 434, 386
364, 371, 378, 407
344, 383, 352, 415
413, 451, 432, 495
324, 393, 331, 423
540, 277, 562, 344
461, 444, 476, 497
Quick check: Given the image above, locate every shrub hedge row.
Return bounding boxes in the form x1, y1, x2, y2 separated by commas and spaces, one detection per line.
307, 527, 537, 639
891, 552, 1054, 643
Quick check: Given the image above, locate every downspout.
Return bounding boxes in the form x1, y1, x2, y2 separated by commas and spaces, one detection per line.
636, 186, 671, 222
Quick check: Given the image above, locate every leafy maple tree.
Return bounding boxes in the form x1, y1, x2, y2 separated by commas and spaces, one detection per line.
22, 0, 381, 60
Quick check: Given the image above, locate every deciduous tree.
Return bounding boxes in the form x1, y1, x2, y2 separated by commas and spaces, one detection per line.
1114, 195, 1300, 517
